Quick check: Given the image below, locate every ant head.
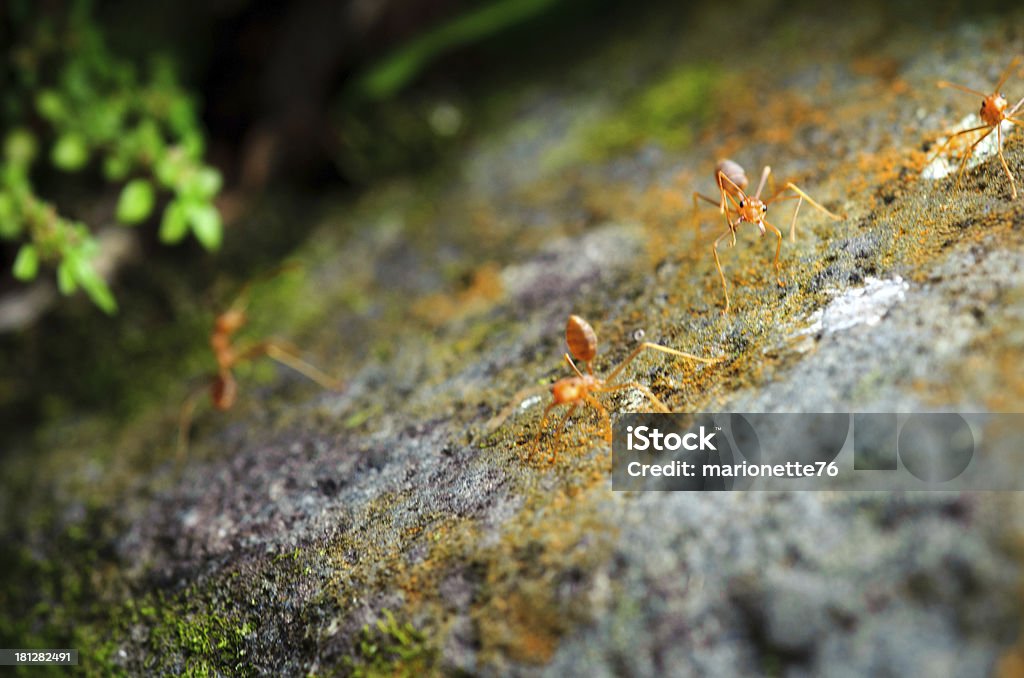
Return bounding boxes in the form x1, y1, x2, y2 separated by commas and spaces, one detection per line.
738, 197, 767, 223
980, 94, 1008, 125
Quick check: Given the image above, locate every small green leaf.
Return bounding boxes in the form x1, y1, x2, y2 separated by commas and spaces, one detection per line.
155, 150, 186, 187
89, 102, 124, 142
73, 259, 118, 314
0, 192, 19, 238
4, 128, 38, 167
57, 260, 77, 294
168, 97, 195, 135
159, 200, 188, 243
187, 203, 222, 250
132, 120, 165, 161
12, 244, 39, 280
181, 132, 204, 158
103, 155, 130, 181
116, 179, 155, 224
35, 90, 66, 122
192, 167, 222, 199
52, 133, 89, 171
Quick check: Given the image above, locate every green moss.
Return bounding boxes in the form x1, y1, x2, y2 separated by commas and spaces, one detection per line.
124, 588, 256, 676
345, 609, 438, 677
543, 63, 721, 171
344, 405, 381, 429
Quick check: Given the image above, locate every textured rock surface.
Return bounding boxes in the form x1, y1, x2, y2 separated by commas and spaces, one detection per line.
2, 1, 1024, 675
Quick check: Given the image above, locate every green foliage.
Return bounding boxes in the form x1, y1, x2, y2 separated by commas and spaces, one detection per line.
1, 0, 223, 313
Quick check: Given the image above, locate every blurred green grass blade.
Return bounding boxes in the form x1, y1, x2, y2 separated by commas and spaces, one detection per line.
356, 0, 561, 101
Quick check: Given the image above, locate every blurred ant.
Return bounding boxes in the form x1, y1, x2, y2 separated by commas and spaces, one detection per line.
177, 264, 342, 459
487, 315, 723, 461
694, 161, 841, 313
931, 57, 1024, 198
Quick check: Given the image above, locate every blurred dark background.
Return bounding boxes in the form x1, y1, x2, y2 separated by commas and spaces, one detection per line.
97, 0, 632, 187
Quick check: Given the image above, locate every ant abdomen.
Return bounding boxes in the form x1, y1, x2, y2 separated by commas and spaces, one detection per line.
566, 314, 598, 364
716, 159, 749, 195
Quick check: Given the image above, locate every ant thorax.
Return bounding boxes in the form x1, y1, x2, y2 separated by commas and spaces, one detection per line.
551, 374, 598, 404
980, 94, 1007, 126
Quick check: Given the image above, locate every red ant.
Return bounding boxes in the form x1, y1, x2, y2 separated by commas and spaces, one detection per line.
931, 56, 1024, 199
693, 160, 841, 313
178, 265, 342, 458
487, 315, 723, 461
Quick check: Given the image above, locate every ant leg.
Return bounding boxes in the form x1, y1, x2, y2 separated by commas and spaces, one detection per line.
713, 228, 733, 314
995, 123, 1018, 199
1008, 93, 1024, 117
994, 56, 1022, 92
551, 402, 581, 451
580, 394, 611, 444
604, 342, 722, 386
789, 196, 803, 242
267, 343, 341, 389
928, 125, 992, 165
485, 384, 549, 435
715, 180, 746, 246
754, 165, 772, 200
599, 381, 670, 413
693, 192, 723, 236
954, 127, 998, 189
784, 182, 843, 221
761, 220, 786, 287
177, 383, 210, 462
532, 401, 561, 456
536, 402, 577, 461
717, 172, 747, 207
637, 342, 723, 365
563, 353, 586, 378
714, 171, 735, 214
237, 340, 342, 390
936, 81, 990, 98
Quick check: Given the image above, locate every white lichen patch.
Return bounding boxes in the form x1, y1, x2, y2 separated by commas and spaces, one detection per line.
519, 393, 544, 410
922, 114, 1014, 180
793, 276, 909, 350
